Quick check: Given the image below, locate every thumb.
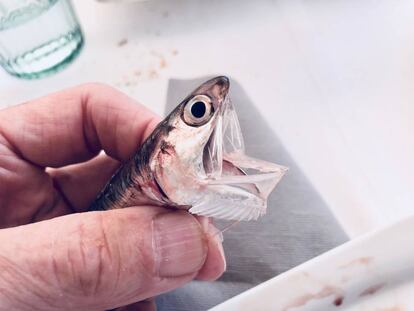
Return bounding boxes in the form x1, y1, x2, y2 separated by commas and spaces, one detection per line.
0, 207, 219, 310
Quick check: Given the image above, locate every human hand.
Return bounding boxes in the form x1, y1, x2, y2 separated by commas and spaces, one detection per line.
0, 84, 226, 310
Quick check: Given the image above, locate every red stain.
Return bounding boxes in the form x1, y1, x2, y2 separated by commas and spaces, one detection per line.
333, 295, 344, 306
375, 307, 403, 311
359, 283, 386, 297
283, 286, 343, 311
339, 256, 374, 269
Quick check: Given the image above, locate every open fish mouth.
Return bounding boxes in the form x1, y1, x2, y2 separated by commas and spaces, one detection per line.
197, 97, 288, 221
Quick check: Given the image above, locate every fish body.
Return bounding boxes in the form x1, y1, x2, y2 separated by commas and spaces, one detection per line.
89, 76, 287, 221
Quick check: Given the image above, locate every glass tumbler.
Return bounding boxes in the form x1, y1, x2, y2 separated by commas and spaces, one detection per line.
0, 0, 83, 79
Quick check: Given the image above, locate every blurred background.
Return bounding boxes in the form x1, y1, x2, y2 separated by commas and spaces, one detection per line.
1, 0, 414, 238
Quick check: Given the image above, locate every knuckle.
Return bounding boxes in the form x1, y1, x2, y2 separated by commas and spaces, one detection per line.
60, 214, 119, 298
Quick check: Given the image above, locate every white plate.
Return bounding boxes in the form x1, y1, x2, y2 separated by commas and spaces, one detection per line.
210, 216, 414, 310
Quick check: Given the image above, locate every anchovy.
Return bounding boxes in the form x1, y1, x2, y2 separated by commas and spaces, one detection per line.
89, 76, 287, 221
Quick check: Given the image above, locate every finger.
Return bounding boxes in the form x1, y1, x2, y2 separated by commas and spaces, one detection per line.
0, 83, 161, 168
45, 98, 156, 213
47, 153, 121, 212
195, 217, 226, 281
0, 207, 226, 310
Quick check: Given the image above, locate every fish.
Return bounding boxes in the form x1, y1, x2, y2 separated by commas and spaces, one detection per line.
89, 76, 287, 221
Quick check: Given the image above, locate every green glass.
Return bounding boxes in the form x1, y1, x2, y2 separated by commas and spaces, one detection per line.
0, 0, 83, 79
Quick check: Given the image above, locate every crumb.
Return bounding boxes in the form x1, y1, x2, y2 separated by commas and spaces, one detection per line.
171, 49, 178, 56
148, 69, 159, 79
149, 51, 167, 69
159, 57, 167, 68
117, 38, 128, 47
162, 11, 169, 18
134, 70, 142, 77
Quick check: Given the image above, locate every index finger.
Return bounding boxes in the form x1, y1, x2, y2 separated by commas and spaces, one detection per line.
0, 83, 161, 167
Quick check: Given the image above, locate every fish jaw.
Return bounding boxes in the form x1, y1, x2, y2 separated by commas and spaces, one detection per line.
189, 98, 288, 221
189, 152, 288, 221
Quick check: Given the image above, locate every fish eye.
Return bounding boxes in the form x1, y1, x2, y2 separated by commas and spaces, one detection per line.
183, 95, 213, 126
191, 101, 206, 118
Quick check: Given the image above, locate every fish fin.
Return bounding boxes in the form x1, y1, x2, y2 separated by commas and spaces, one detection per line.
189, 184, 265, 221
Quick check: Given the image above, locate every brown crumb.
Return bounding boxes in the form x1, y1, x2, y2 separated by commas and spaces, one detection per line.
171, 49, 178, 56
148, 69, 159, 79
134, 70, 142, 77
117, 38, 128, 47
159, 57, 167, 68
162, 11, 169, 18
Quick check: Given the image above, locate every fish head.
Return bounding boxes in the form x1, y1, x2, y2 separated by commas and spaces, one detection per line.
151, 76, 287, 221
153, 76, 229, 179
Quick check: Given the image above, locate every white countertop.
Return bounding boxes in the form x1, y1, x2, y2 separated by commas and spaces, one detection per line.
1, 0, 414, 238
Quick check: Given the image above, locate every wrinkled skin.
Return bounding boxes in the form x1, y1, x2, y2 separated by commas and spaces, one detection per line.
0, 84, 225, 311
